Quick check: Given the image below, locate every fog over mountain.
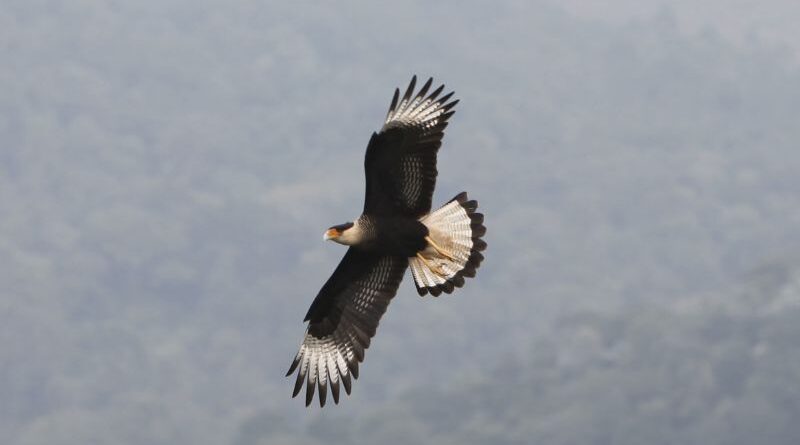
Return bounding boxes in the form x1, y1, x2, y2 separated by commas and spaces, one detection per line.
2, 1, 799, 444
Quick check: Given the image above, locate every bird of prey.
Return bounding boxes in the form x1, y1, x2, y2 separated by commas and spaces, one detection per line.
286, 76, 486, 407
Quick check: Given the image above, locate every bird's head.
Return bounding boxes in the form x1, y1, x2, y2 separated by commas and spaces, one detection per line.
324, 222, 358, 245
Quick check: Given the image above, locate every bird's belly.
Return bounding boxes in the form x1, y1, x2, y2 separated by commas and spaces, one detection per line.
361, 217, 428, 257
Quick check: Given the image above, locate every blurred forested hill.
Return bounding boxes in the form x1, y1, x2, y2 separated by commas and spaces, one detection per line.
2, 1, 799, 444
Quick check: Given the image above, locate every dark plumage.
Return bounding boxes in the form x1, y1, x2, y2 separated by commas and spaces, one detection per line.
363, 78, 456, 217
287, 76, 486, 407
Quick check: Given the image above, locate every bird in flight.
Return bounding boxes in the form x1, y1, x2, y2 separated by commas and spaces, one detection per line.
286, 76, 486, 407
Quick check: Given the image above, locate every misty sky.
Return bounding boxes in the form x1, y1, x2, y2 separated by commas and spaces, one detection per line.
2, 1, 800, 444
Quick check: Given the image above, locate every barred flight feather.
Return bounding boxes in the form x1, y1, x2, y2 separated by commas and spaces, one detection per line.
287, 253, 407, 407
364, 76, 459, 217
384, 75, 458, 134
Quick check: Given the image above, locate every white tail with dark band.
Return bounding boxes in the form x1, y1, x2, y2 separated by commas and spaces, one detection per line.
409, 192, 486, 296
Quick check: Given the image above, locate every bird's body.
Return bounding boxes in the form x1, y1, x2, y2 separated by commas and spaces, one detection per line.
287, 76, 486, 406
348, 215, 428, 256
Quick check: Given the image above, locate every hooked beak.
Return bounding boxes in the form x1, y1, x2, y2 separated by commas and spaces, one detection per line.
324, 228, 340, 241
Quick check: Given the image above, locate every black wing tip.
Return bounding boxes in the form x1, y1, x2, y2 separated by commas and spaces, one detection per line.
429, 84, 445, 101
331, 380, 340, 405
399, 75, 455, 92
293, 361, 355, 407
402, 76, 417, 101
441, 98, 459, 113
292, 369, 304, 398
342, 371, 352, 395
404, 75, 447, 99
305, 375, 316, 406
388, 88, 400, 114
388, 76, 457, 119
417, 77, 433, 99
318, 380, 328, 407
438, 91, 455, 105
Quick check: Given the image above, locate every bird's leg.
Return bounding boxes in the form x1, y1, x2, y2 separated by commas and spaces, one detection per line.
416, 252, 447, 277
424, 236, 456, 262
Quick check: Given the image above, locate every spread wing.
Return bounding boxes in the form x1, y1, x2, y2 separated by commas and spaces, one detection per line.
286, 248, 408, 407
363, 76, 459, 217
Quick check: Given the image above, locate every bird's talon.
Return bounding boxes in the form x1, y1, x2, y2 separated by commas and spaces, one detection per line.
416, 252, 447, 277
425, 236, 456, 262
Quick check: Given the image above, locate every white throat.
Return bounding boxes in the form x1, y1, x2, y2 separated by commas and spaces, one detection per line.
332, 218, 365, 246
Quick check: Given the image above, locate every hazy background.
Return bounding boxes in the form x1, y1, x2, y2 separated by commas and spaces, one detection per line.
2, 1, 800, 444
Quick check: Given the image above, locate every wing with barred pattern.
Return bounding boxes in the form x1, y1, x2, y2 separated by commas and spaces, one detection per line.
286, 248, 407, 407
363, 76, 459, 217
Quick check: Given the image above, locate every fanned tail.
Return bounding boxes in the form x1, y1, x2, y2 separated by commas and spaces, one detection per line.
409, 192, 486, 296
